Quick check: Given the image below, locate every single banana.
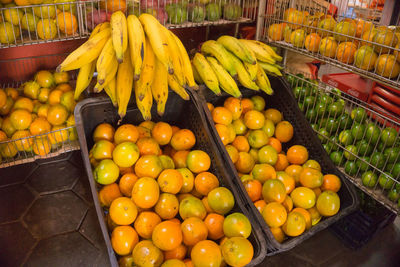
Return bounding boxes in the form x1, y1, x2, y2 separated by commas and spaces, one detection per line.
258, 61, 283, 76
206, 56, 241, 98
256, 64, 273, 95
94, 58, 118, 93
170, 31, 198, 89
273, 63, 283, 70
151, 59, 168, 116
248, 40, 282, 61
57, 28, 111, 72
96, 38, 116, 85
135, 81, 153, 121
139, 14, 174, 74
127, 15, 145, 81
110, 11, 128, 63
135, 37, 155, 102
167, 74, 189, 100
74, 60, 96, 100
201, 40, 237, 77
244, 61, 258, 81
90, 22, 109, 37
104, 76, 118, 107
192, 53, 220, 95
192, 61, 203, 84
238, 39, 276, 64
228, 51, 259, 91
162, 27, 184, 86
116, 49, 134, 119
217, 35, 256, 65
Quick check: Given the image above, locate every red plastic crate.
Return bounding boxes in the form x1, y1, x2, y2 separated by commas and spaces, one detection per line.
321, 73, 372, 101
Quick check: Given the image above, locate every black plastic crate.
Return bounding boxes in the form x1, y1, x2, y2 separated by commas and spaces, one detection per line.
74, 90, 267, 266
195, 76, 359, 255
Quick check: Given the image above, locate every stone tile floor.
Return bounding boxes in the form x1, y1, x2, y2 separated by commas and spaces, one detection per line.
1, 151, 399, 267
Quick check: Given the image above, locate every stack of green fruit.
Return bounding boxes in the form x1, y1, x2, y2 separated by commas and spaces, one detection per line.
287, 73, 400, 208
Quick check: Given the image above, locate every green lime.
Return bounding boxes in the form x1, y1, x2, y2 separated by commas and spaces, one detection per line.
377, 142, 387, 152
356, 157, 370, 172
315, 102, 327, 117
351, 124, 366, 141
388, 188, 400, 202
370, 152, 385, 169
365, 123, 381, 145
344, 145, 358, 160
325, 137, 339, 153
293, 86, 302, 98
318, 128, 330, 143
339, 130, 354, 146
351, 107, 367, 123
319, 94, 333, 105
300, 86, 312, 97
383, 147, 400, 164
338, 113, 352, 130
298, 103, 304, 112
328, 101, 344, 118
329, 136, 340, 151
325, 118, 339, 134
386, 163, 400, 179
251, 95, 266, 111
330, 151, 345, 166
310, 124, 319, 131
323, 143, 332, 154
330, 88, 342, 99
344, 161, 358, 176
306, 109, 318, 122
380, 127, 398, 147
378, 172, 394, 189
303, 96, 316, 109
319, 118, 328, 128
356, 140, 373, 157
361, 171, 378, 188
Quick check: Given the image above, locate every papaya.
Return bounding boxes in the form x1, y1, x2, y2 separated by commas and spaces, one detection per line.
372, 29, 398, 53
354, 45, 378, 70
188, 4, 206, 23
166, 4, 187, 24
206, 3, 221, 21
375, 54, 400, 78
223, 3, 241, 21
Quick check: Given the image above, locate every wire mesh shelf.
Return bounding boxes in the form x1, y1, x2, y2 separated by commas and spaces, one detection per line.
258, 0, 400, 90
285, 71, 400, 214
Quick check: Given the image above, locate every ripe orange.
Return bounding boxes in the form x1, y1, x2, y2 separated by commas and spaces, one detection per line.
240, 98, 254, 114
137, 126, 151, 138
0, 89, 6, 107
208, 187, 235, 215
10, 109, 32, 130
275, 121, 294, 143
14, 97, 33, 112
303, 159, 321, 171
282, 195, 294, 212
181, 217, 208, 246
321, 174, 342, 192
131, 177, 160, 209
235, 152, 255, 173
152, 220, 183, 251
48, 89, 63, 105
221, 237, 253, 267
223, 212, 251, 238
178, 168, 195, 193
258, 145, 278, 165
248, 129, 269, 149
98, 183, 122, 207
252, 163, 276, 183
316, 190, 340, 216
114, 124, 139, 144
5, 88, 18, 101
164, 243, 187, 261
226, 124, 236, 143
57, 12, 78, 35
47, 104, 69, 126
157, 169, 184, 194
204, 213, 225, 240
179, 196, 207, 220
276, 171, 296, 194
11, 130, 32, 152
254, 199, 267, 213
270, 227, 285, 243
212, 106, 233, 125
55, 83, 73, 92
54, 72, 70, 84
134, 155, 163, 178
290, 187, 316, 209
275, 154, 289, 171
285, 165, 303, 185
264, 108, 283, 124
0, 96, 14, 116
207, 102, 214, 112
154, 193, 179, 220
262, 179, 287, 203
287, 145, 309, 165
133, 211, 161, 239
262, 202, 287, 227
243, 179, 262, 202
93, 123, 115, 142
308, 206, 322, 226
119, 173, 138, 197
186, 150, 211, 173
1, 142, 18, 158
29, 117, 51, 135
119, 166, 134, 176
232, 136, 250, 152
172, 150, 189, 168
224, 97, 242, 120
137, 137, 161, 156
159, 154, 175, 169
171, 129, 196, 151
282, 211, 306, 237
132, 240, 164, 267
33, 136, 51, 156
113, 141, 140, 167
111, 225, 139, 256
313, 187, 322, 197
299, 167, 324, 188
225, 145, 239, 163
292, 207, 312, 230
215, 123, 230, 145
191, 240, 222, 267
152, 122, 173, 145
109, 197, 138, 225
194, 172, 219, 196
202, 196, 214, 213
91, 140, 114, 161
244, 110, 265, 129
139, 121, 155, 130
162, 259, 186, 267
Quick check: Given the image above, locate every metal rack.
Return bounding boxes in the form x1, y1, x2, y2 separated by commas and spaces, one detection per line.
0, 0, 258, 48
256, 0, 400, 90
286, 72, 400, 214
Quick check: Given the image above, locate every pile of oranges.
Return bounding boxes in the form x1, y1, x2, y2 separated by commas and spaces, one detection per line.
89, 120, 255, 267
0, 70, 77, 162
208, 95, 342, 243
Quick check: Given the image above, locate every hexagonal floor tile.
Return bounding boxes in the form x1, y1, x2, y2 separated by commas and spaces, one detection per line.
0, 185, 35, 224
0, 162, 38, 187
24, 232, 100, 267
68, 151, 85, 170
23, 191, 88, 238
73, 174, 94, 205
79, 207, 107, 250
0, 222, 36, 267
27, 161, 81, 194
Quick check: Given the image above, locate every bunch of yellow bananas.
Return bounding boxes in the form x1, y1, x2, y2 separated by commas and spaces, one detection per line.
192, 36, 283, 97
57, 12, 196, 120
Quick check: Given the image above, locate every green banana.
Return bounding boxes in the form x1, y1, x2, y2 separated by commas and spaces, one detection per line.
201, 40, 237, 78
228, 51, 259, 91
206, 56, 241, 98
217, 35, 256, 65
